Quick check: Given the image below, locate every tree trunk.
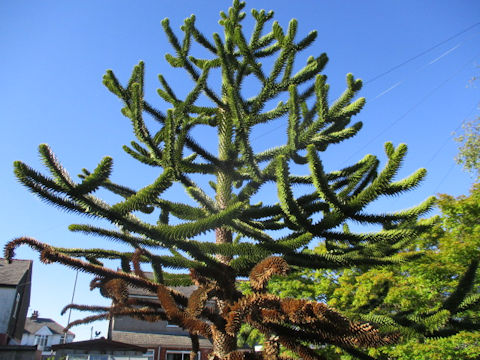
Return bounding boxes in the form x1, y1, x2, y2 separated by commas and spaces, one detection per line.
211, 325, 237, 360
212, 109, 237, 358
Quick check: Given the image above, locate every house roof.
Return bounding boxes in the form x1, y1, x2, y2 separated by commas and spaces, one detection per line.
0, 258, 32, 286
126, 272, 196, 298
0, 345, 38, 352
52, 337, 148, 352
128, 283, 197, 298
23, 317, 75, 336
111, 331, 213, 348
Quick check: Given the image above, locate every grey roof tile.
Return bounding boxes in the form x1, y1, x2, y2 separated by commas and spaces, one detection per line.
126, 272, 196, 298
111, 331, 212, 348
52, 337, 147, 352
0, 259, 32, 286
23, 317, 75, 336
128, 283, 197, 298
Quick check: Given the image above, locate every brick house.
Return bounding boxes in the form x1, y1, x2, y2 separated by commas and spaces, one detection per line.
108, 282, 213, 360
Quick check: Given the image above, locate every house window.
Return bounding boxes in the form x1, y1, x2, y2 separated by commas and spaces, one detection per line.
145, 349, 155, 360
12, 293, 20, 318
34, 335, 48, 349
89, 356, 109, 360
166, 350, 199, 360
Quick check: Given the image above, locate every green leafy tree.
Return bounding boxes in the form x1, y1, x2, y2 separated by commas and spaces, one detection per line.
5, 1, 436, 359
455, 118, 480, 179
269, 184, 480, 359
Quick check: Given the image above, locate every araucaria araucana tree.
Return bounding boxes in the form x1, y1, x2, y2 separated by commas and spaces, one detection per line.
6, 1, 436, 359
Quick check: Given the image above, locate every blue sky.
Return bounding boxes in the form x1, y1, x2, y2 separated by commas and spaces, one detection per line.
1, 0, 479, 341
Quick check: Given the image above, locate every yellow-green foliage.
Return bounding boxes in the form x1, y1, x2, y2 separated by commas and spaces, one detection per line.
270, 183, 480, 359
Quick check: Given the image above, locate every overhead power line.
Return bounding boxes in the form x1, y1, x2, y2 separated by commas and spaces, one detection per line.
370, 31, 480, 101
433, 162, 456, 193
424, 102, 479, 166
253, 23, 480, 142
253, 26, 480, 142
365, 21, 480, 84
341, 52, 480, 166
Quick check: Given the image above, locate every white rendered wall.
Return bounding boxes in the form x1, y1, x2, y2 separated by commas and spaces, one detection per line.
0, 287, 16, 333
20, 333, 36, 345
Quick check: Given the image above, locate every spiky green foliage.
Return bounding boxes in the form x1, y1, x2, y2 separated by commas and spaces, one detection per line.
7, 1, 434, 359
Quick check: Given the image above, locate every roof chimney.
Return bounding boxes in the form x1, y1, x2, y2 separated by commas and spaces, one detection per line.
31, 310, 39, 320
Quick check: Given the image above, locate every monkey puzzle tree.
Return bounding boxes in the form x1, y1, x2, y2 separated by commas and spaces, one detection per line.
6, 1, 436, 359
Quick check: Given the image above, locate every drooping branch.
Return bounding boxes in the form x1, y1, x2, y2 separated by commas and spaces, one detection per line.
4, 237, 188, 306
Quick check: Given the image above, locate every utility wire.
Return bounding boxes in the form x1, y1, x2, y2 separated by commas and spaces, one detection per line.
370, 31, 480, 101
65, 270, 79, 341
341, 52, 479, 166
365, 21, 480, 84
433, 162, 456, 193
424, 102, 479, 166
429, 102, 479, 193
252, 29, 479, 143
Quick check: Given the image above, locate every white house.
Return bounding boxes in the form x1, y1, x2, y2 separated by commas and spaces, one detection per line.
21, 311, 75, 359
0, 258, 32, 345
